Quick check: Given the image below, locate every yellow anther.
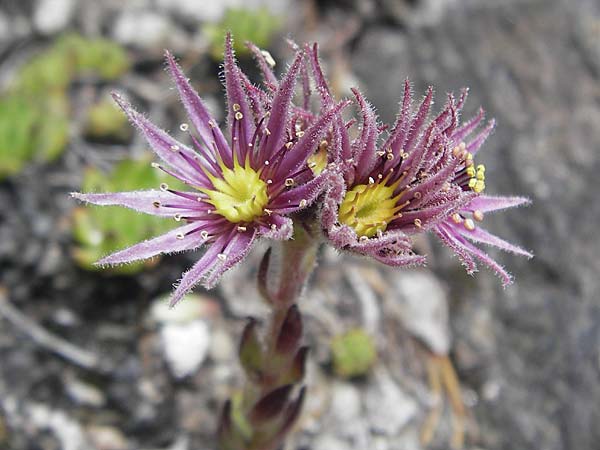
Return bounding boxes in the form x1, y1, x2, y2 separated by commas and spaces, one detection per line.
285, 178, 294, 187
473, 210, 484, 222
473, 180, 485, 193
477, 164, 485, 173
452, 213, 463, 224
234, 111, 243, 120
466, 166, 476, 177
464, 218, 475, 231
414, 218, 423, 228
232, 103, 241, 111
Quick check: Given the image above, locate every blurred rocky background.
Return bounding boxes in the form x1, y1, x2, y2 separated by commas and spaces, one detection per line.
0, 0, 598, 449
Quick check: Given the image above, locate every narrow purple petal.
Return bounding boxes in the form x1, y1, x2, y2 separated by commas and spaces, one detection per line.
452, 222, 533, 257
466, 119, 495, 156
352, 88, 380, 182
451, 231, 514, 286
224, 33, 254, 152
307, 43, 334, 107
111, 93, 210, 186
71, 190, 201, 217
169, 235, 225, 307
203, 229, 257, 288
259, 215, 294, 240
246, 41, 278, 89
434, 223, 477, 274
261, 51, 304, 161
274, 100, 351, 179
450, 108, 484, 144
404, 87, 433, 152
467, 195, 531, 213
321, 173, 347, 230
382, 79, 412, 155
97, 222, 208, 266
270, 170, 330, 214
164, 51, 229, 164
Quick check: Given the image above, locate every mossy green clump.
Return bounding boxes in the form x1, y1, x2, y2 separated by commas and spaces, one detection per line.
204, 7, 282, 60
0, 33, 130, 180
330, 328, 377, 378
0, 93, 69, 179
15, 34, 130, 94
72, 157, 183, 274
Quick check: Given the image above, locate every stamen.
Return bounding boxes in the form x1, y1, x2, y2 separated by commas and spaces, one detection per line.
175, 232, 185, 240
170, 144, 179, 152
174, 214, 182, 221
160, 183, 169, 191
153, 201, 161, 208
232, 103, 241, 112
200, 231, 209, 240
414, 218, 423, 228
179, 123, 189, 132
237, 226, 247, 232
299, 199, 308, 208
452, 213, 463, 224
464, 218, 475, 231
473, 210, 484, 222
285, 178, 294, 187
217, 253, 227, 261
234, 111, 243, 120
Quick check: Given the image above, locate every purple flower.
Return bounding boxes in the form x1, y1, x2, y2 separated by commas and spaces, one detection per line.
72, 35, 347, 306
308, 45, 531, 284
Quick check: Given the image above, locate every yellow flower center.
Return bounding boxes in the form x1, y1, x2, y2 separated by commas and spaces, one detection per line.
339, 180, 403, 238
200, 156, 268, 223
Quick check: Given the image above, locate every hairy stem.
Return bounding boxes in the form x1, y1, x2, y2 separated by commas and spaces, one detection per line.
218, 222, 319, 450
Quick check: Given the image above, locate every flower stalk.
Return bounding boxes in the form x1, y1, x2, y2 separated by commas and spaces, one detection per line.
218, 223, 318, 450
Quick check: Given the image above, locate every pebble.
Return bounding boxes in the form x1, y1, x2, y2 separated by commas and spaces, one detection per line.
330, 382, 362, 422
161, 321, 210, 379
365, 371, 417, 435
86, 425, 129, 450
113, 10, 172, 49
312, 434, 348, 450
157, 0, 239, 22
393, 270, 451, 355
33, 0, 76, 34
65, 378, 106, 407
